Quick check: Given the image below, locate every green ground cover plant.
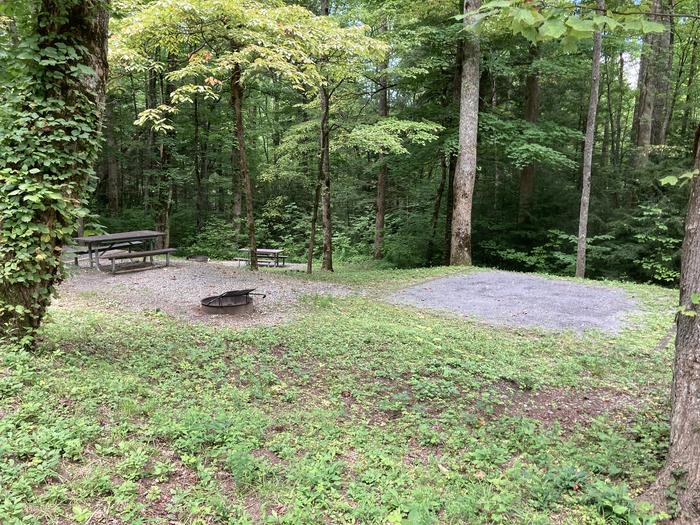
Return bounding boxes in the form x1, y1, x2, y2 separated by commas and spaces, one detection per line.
0, 267, 677, 524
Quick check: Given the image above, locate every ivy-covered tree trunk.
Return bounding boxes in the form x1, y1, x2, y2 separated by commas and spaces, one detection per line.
450, 0, 480, 266
575, 0, 603, 278
0, 0, 109, 346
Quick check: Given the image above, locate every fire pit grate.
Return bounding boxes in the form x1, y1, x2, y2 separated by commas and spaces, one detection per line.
200, 289, 266, 315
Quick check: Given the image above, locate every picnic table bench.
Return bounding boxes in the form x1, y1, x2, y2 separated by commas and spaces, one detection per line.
66, 241, 143, 266
238, 248, 287, 267
102, 248, 177, 274
73, 230, 175, 273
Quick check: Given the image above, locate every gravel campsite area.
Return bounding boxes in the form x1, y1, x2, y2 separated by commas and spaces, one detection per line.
390, 270, 638, 333
56, 259, 351, 327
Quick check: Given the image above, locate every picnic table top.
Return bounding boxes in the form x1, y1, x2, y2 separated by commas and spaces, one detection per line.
238, 248, 285, 255
75, 230, 165, 244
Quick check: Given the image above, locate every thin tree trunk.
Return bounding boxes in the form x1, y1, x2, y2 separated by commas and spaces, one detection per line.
575, 0, 604, 278
444, 154, 456, 265
231, 63, 257, 270
428, 155, 448, 263
374, 24, 390, 259
615, 51, 625, 167
450, 0, 480, 265
633, 0, 663, 164
105, 101, 120, 215
199, 106, 211, 227
307, 181, 321, 274
681, 35, 698, 137
143, 69, 157, 212
154, 68, 173, 248
231, 139, 242, 232
319, 85, 333, 271
517, 45, 539, 225
601, 117, 610, 167
651, 0, 673, 145
193, 95, 203, 231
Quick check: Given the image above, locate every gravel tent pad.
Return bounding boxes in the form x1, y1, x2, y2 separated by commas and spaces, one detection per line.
390, 271, 637, 333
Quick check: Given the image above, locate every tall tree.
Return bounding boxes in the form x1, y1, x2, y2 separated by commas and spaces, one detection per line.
373, 21, 390, 259
647, 124, 700, 522
0, 0, 109, 345
450, 0, 481, 265
517, 45, 539, 225
575, 0, 604, 278
231, 64, 258, 269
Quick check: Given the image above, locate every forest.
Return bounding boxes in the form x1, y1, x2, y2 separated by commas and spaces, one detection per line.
90, 0, 700, 283
5, 0, 700, 523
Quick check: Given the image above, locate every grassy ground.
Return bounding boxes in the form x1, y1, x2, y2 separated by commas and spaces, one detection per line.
0, 265, 678, 524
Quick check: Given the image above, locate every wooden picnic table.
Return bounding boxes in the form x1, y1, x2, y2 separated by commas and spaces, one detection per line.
238, 248, 287, 267
74, 230, 165, 268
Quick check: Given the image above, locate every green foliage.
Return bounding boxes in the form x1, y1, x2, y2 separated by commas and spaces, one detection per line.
476, 0, 666, 45
183, 217, 240, 260
345, 118, 443, 155
0, 0, 105, 346
481, 229, 612, 276
631, 205, 681, 284
584, 481, 667, 524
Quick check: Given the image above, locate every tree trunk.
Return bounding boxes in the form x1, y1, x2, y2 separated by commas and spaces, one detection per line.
319, 85, 333, 271
143, 69, 158, 212
373, 25, 390, 259
647, 124, 700, 523
154, 68, 173, 248
231, 140, 242, 233
231, 63, 258, 270
444, 154, 456, 265
651, 0, 673, 145
307, 181, 321, 274
575, 0, 604, 279
0, 0, 109, 344
428, 155, 448, 263
193, 98, 211, 233
633, 0, 664, 163
194, 95, 203, 231
681, 36, 698, 138
517, 45, 539, 225
614, 51, 625, 167
450, 0, 481, 265
105, 101, 120, 215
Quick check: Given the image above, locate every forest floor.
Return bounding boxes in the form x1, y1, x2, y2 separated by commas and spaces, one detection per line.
2, 262, 678, 524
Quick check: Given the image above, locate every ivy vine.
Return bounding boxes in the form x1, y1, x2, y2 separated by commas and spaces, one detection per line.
0, 1, 106, 347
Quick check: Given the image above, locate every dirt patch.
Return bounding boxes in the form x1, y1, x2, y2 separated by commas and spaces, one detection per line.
390, 271, 637, 333
494, 382, 640, 430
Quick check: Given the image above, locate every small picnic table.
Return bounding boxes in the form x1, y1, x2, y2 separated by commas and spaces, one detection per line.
238, 248, 287, 267
74, 230, 165, 268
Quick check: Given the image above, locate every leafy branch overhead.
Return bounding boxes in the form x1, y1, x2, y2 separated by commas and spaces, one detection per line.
345, 119, 443, 156
467, 0, 665, 48
113, 0, 386, 132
